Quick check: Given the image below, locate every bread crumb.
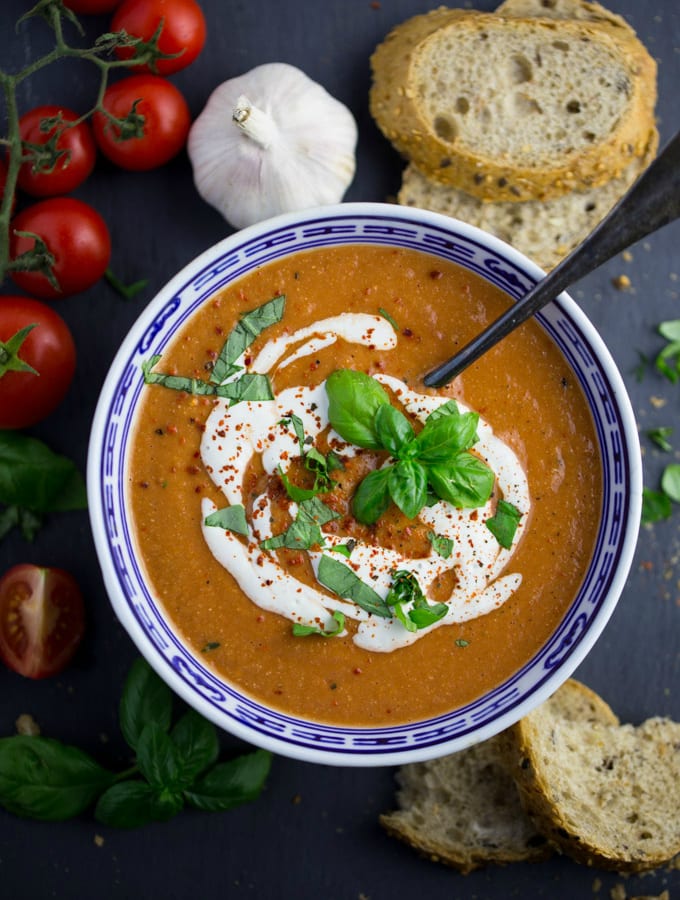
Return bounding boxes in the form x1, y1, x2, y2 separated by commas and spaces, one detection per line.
610, 885, 626, 900
15, 713, 40, 736
622, 250, 633, 262
650, 396, 667, 409
612, 274, 631, 290
593, 877, 602, 892
94, 834, 105, 848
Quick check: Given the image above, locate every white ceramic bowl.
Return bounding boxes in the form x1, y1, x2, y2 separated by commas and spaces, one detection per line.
87, 203, 641, 766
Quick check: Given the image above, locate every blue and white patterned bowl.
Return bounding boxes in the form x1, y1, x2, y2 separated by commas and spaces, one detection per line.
87, 203, 641, 766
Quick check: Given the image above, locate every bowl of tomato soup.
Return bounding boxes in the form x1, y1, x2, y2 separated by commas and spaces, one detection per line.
88, 203, 641, 765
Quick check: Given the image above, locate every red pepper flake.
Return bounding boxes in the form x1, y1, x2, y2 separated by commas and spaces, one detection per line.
256, 614, 265, 623
166, 425, 178, 434
429, 270, 443, 280
244, 354, 253, 366
353, 667, 362, 675
186, 465, 200, 475
138, 481, 149, 489
402, 328, 413, 337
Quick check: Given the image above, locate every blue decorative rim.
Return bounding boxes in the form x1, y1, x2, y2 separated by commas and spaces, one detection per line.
88, 204, 641, 766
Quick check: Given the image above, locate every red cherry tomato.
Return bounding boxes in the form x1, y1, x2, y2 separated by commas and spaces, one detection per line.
0, 296, 76, 429
62, 0, 122, 12
9, 197, 111, 299
92, 74, 190, 171
17, 105, 97, 197
0, 565, 85, 679
111, 0, 206, 75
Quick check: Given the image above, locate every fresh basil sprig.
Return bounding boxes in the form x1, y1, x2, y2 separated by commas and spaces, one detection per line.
0, 430, 87, 541
142, 295, 285, 405
0, 658, 271, 827
325, 370, 494, 524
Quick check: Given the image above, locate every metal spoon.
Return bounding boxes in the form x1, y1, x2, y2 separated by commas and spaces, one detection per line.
423, 130, 680, 388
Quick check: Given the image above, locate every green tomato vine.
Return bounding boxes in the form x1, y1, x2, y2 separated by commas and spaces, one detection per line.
0, 0, 173, 288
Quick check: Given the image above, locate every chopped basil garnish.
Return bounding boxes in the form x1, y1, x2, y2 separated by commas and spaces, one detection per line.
427, 530, 453, 559
325, 370, 494, 524
261, 496, 339, 551
204, 505, 248, 536
316, 555, 391, 618
661, 464, 680, 503
330, 540, 355, 558
647, 426, 673, 452
386, 569, 447, 632
292, 610, 345, 638
378, 307, 399, 330
211, 295, 285, 384
455, 638, 470, 648
277, 417, 343, 500
485, 500, 522, 549
655, 319, 680, 383
642, 488, 672, 524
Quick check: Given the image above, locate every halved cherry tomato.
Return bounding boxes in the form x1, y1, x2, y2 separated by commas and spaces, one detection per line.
112, 0, 206, 75
9, 197, 111, 299
17, 105, 97, 197
0, 565, 85, 679
62, 0, 122, 12
0, 295, 76, 429
92, 74, 190, 171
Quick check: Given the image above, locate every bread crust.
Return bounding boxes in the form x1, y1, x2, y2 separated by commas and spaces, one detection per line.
369, 8, 657, 202
503, 682, 680, 872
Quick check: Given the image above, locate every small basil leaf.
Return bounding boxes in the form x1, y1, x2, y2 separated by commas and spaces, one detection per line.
413, 412, 479, 463
661, 463, 680, 503
330, 540, 355, 558
426, 400, 460, 423
427, 530, 453, 559
170, 710, 220, 783
204, 504, 248, 535
280, 413, 306, 452
352, 467, 392, 524
94, 780, 159, 829
642, 488, 672, 524
485, 500, 522, 549
211, 295, 285, 384
278, 466, 319, 503
136, 722, 186, 791
215, 373, 274, 405
325, 369, 390, 449
388, 459, 428, 519
119, 658, 173, 752
316, 555, 392, 618
393, 602, 417, 632
409, 601, 448, 628
385, 570, 423, 607
374, 403, 414, 456
292, 610, 345, 637
261, 496, 339, 550
184, 749, 272, 813
0, 431, 87, 515
647, 426, 673, 452
427, 453, 494, 508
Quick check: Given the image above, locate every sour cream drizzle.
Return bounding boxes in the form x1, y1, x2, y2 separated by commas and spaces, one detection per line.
200, 313, 530, 651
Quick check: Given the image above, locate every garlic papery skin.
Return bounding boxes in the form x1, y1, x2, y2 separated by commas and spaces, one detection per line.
187, 63, 358, 230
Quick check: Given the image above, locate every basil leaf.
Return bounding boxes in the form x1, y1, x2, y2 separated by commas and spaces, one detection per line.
119, 658, 173, 752
261, 496, 339, 550
374, 403, 414, 456
316, 555, 392, 618
661, 463, 680, 503
659, 319, 680, 342
303, 445, 339, 492
0, 736, 114, 821
409, 601, 448, 628
280, 414, 306, 453
184, 749, 272, 813
642, 488, 672, 524
292, 610, 345, 637
95, 780, 159, 829
278, 466, 319, 503
330, 540, 355, 558
426, 400, 460, 423
352, 466, 392, 525
427, 530, 453, 559
393, 602, 417, 632
170, 711, 220, 782
136, 722, 186, 792
486, 499, 522, 549
0, 431, 87, 522
385, 570, 423, 607
211, 295, 285, 384
388, 459, 428, 519
413, 412, 479, 463
215, 373, 274, 405
647, 427, 673, 452
204, 504, 248, 536
378, 307, 399, 330
325, 369, 390, 449
427, 452, 495, 508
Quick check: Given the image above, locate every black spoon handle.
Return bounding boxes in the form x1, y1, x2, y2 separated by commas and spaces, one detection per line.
423, 130, 680, 388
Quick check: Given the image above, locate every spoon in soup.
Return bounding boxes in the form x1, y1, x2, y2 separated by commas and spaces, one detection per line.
423, 129, 680, 388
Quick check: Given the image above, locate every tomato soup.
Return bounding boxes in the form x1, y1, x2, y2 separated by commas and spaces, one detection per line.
127, 244, 601, 726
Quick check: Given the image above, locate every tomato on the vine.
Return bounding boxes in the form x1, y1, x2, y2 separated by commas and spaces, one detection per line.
0, 565, 85, 679
62, 0, 122, 12
9, 197, 111, 299
0, 296, 76, 429
92, 74, 190, 171
111, 0, 206, 76
17, 105, 97, 197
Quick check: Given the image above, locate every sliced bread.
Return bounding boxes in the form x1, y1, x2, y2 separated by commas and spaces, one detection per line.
397, 129, 658, 271
379, 679, 618, 873
503, 687, 680, 871
369, 8, 657, 202
495, 0, 634, 33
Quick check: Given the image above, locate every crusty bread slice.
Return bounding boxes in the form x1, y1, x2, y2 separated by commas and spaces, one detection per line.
496, 0, 633, 33
379, 679, 618, 873
369, 9, 657, 202
504, 686, 680, 871
397, 129, 658, 271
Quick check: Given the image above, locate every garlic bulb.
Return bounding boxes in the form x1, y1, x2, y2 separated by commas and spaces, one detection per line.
187, 63, 358, 230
